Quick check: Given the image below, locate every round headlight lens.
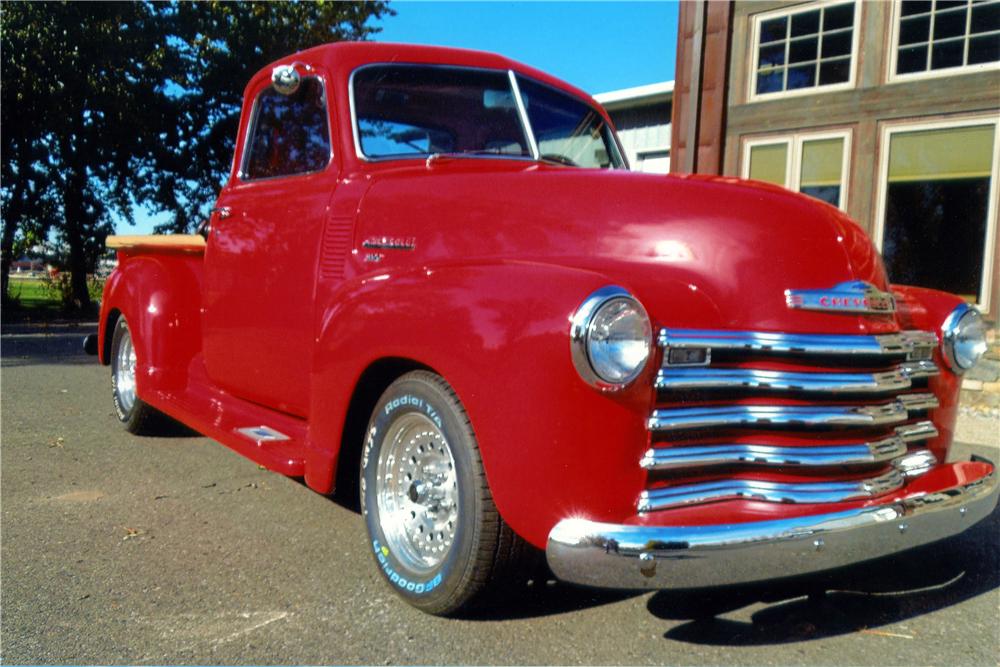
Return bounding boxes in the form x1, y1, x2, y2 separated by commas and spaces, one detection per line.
942, 304, 988, 372
587, 298, 652, 384
570, 287, 652, 389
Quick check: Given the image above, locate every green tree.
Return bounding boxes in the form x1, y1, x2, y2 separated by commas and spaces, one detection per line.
147, 1, 393, 233
1, 1, 392, 310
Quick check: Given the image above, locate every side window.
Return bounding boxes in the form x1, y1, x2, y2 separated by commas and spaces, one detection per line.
243, 77, 331, 180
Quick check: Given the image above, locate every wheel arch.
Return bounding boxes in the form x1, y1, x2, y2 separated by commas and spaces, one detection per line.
332, 356, 435, 509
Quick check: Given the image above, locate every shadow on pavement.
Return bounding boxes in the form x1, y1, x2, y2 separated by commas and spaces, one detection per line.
1, 323, 97, 368
646, 502, 999, 644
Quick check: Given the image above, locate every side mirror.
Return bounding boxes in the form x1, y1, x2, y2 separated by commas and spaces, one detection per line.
271, 65, 301, 95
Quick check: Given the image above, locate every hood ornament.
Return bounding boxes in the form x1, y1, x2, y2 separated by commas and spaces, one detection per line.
785, 280, 896, 315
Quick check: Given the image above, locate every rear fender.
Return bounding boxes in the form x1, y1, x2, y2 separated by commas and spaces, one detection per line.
99, 254, 203, 396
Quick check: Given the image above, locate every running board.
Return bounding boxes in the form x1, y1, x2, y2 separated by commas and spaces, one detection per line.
144, 354, 307, 476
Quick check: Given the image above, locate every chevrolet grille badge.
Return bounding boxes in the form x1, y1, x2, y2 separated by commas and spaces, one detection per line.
785, 280, 896, 314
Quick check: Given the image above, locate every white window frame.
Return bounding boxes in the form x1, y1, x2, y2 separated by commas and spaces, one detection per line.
887, 0, 1000, 84
741, 128, 853, 211
873, 114, 1000, 310
748, 0, 861, 103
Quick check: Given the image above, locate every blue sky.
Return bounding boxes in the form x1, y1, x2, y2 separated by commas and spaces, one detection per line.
128, 1, 678, 234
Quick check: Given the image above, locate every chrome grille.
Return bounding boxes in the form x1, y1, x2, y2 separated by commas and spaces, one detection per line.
642, 328, 942, 513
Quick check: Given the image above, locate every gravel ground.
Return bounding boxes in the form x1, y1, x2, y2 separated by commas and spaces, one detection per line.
2, 324, 998, 665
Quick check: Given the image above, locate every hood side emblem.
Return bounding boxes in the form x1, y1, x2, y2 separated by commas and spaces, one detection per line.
785, 280, 896, 315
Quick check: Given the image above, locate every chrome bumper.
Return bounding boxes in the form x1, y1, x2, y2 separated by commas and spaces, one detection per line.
546, 459, 998, 590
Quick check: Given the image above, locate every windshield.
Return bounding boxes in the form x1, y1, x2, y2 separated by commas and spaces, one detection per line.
351, 64, 625, 169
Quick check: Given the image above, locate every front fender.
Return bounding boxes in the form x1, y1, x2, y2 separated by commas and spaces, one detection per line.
893, 284, 968, 462
309, 260, 659, 548
99, 254, 203, 396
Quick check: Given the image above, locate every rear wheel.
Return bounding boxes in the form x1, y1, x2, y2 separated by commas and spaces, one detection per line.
360, 370, 534, 615
111, 317, 168, 434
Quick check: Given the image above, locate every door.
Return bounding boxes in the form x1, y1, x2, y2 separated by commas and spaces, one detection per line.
203, 72, 337, 417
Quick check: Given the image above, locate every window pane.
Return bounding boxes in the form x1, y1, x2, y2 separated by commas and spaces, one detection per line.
787, 64, 817, 89
800, 138, 844, 187
517, 76, 620, 169
888, 125, 995, 182
791, 9, 821, 37
759, 42, 786, 67
932, 38, 966, 68
748, 143, 788, 185
244, 78, 330, 179
760, 16, 787, 43
900, 1, 933, 17
789, 37, 819, 63
756, 69, 785, 94
359, 120, 455, 157
934, 7, 969, 39
897, 44, 929, 72
353, 66, 529, 160
968, 33, 1000, 63
819, 58, 851, 84
822, 31, 853, 57
971, 2, 1000, 33
754, 2, 854, 95
801, 184, 842, 206
882, 178, 989, 298
823, 3, 855, 30
898, 15, 931, 45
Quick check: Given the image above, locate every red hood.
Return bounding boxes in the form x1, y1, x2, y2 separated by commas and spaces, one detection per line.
355, 162, 897, 335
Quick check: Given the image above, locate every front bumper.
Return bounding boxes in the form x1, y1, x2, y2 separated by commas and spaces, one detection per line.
546, 458, 998, 590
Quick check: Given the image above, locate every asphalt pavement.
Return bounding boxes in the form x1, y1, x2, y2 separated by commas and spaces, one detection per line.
2, 322, 998, 665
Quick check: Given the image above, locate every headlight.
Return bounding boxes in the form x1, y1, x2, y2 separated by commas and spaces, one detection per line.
571, 286, 652, 390
941, 303, 988, 373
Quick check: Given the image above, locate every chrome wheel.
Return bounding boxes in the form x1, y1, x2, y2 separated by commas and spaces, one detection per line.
375, 412, 459, 573
114, 327, 137, 414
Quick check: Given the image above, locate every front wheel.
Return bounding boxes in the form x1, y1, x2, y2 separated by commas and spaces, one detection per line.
110, 317, 168, 435
360, 371, 533, 615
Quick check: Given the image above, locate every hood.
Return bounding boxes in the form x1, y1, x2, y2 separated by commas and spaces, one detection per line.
355, 162, 897, 334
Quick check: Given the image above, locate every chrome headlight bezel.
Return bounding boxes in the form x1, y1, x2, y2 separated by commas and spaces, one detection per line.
570, 286, 652, 391
941, 303, 988, 374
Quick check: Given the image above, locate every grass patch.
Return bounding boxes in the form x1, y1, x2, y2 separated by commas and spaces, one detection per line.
7, 277, 60, 310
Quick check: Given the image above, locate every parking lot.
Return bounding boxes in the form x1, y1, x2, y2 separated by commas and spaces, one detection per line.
2, 322, 998, 665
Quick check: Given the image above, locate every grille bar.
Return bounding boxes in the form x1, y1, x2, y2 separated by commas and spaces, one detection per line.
658, 329, 937, 358
638, 468, 906, 512
656, 366, 912, 394
648, 393, 937, 432
640, 422, 938, 471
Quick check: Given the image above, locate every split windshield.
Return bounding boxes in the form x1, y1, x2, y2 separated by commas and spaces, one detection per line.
352, 65, 625, 169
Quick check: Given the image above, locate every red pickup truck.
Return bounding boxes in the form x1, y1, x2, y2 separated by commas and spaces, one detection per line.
91, 42, 997, 616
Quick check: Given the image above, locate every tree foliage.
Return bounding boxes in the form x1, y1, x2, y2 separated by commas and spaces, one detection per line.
1, 0, 392, 309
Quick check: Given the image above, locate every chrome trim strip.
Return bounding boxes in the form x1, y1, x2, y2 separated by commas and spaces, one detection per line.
648, 394, 937, 432
639, 423, 939, 471
897, 392, 939, 411
897, 420, 938, 442
509, 70, 540, 160
637, 469, 905, 512
546, 462, 998, 590
656, 366, 912, 394
658, 329, 937, 357
893, 449, 938, 479
900, 359, 940, 378
649, 402, 904, 432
